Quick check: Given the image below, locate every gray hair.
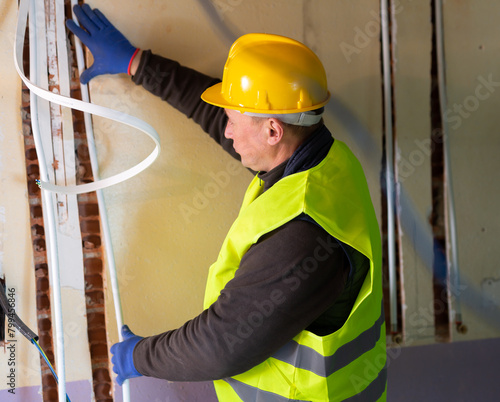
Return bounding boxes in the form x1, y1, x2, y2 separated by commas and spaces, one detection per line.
244, 108, 324, 127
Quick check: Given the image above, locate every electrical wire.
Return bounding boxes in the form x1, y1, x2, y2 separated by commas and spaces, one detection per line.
0, 282, 72, 401
32, 339, 72, 402
0, 282, 38, 341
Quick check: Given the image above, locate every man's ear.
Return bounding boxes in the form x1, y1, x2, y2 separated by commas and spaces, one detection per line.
266, 118, 285, 146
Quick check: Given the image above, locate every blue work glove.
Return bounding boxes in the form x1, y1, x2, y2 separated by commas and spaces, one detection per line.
110, 325, 143, 386
66, 4, 138, 84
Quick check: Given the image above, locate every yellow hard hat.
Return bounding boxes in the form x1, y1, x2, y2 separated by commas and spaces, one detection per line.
201, 33, 330, 114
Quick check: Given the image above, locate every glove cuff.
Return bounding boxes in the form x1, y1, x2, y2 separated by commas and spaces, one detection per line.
127, 48, 141, 75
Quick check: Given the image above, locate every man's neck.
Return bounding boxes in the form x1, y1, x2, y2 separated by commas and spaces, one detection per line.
258, 125, 333, 192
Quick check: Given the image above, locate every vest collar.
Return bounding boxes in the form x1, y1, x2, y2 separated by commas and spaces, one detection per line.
258, 125, 334, 192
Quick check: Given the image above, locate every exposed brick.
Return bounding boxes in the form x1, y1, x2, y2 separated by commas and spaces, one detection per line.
22, 90, 30, 107
43, 388, 58, 401
31, 224, 45, 236
25, 147, 38, 160
85, 274, 104, 291
36, 294, 51, 310
80, 162, 93, 180
72, 112, 86, 136
34, 269, 46, 279
77, 143, 90, 161
33, 238, 46, 252
81, 220, 101, 234
93, 367, 111, 383
84, 258, 103, 275
37, 277, 50, 293
88, 327, 107, 344
35, 263, 49, 274
26, 163, 40, 178
22, 123, 32, 137
76, 193, 98, 204
38, 318, 52, 332
28, 180, 41, 196
86, 290, 105, 306
83, 234, 102, 249
30, 205, 43, 219
87, 311, 106, 327
90, 343, 108, 358
38, 334, 52, 348
79, 203, 99, 217
94, 382, 112, 401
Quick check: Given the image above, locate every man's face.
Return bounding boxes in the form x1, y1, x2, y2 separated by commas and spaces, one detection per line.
224, 109, 270, 171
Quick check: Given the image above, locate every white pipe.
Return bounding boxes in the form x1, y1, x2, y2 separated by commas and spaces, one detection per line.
27, 0, 67, 400
434, 0, 462, 326
380, 0, 398, 335
69, 2, 131, 400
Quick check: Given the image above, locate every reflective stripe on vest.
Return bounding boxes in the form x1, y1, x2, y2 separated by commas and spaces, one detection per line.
272, 301, 385, 377
224, 364, 387, 402
343, 365, 387, 402
224, 378, 306, 402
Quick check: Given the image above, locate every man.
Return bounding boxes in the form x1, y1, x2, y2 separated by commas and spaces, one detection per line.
67, 4, 386, 401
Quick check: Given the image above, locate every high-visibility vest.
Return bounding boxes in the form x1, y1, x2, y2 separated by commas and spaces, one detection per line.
204, 140, 387, 401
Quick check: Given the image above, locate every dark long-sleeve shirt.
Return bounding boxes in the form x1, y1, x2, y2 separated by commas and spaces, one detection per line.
130, 50, 369, 381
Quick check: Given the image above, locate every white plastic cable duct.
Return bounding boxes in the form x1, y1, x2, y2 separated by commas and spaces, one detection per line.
24, 1, 67, 400
15, 0, 161, 196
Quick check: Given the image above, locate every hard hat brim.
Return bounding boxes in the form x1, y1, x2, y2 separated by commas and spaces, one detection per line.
201, 82, 331, 114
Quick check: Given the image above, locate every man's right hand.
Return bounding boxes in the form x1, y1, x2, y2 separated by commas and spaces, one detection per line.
66, 4, 138, 84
